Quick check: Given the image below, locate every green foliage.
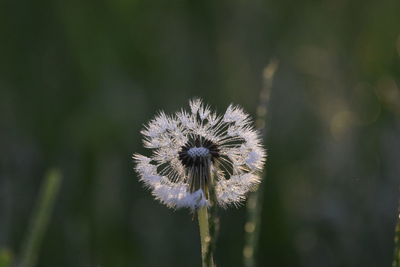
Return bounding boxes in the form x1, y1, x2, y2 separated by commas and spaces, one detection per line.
0, 249, 12, 267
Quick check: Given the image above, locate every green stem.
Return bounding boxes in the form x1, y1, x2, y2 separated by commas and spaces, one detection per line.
19, 169, 62, 267
198, 206, 212, 267
198, 169, 216, 267
208, 176, 219, 264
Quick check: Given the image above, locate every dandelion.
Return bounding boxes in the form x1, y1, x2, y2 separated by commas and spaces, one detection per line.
133, 98, 266, 210
133, 98, 266, 266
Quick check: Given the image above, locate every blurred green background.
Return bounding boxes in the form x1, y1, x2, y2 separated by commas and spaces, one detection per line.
1, 0, 400, 266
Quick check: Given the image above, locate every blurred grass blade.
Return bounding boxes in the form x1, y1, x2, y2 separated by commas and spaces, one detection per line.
208, 175, 219, 267
243, 59, 278, 267
19, 169, 62, 267
0, 249, 12, 267
393, 199, 400, 267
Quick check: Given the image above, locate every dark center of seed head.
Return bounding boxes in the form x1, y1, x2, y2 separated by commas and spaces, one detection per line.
178, 138, 220, 168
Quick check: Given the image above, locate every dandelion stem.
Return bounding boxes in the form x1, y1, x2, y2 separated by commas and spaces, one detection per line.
197, 170, 216, 267
19, 169, 62, 267
244, 59, 278, 267
393, 198, 400, 267
198, 206, 213, 267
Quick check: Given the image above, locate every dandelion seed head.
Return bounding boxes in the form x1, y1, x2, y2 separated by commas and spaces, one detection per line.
134, 98, 266, 210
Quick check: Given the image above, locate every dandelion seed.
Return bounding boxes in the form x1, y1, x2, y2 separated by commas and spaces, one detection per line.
133, 98, 266, 210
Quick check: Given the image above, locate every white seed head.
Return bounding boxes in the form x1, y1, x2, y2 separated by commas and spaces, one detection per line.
133, 98, 266, 210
